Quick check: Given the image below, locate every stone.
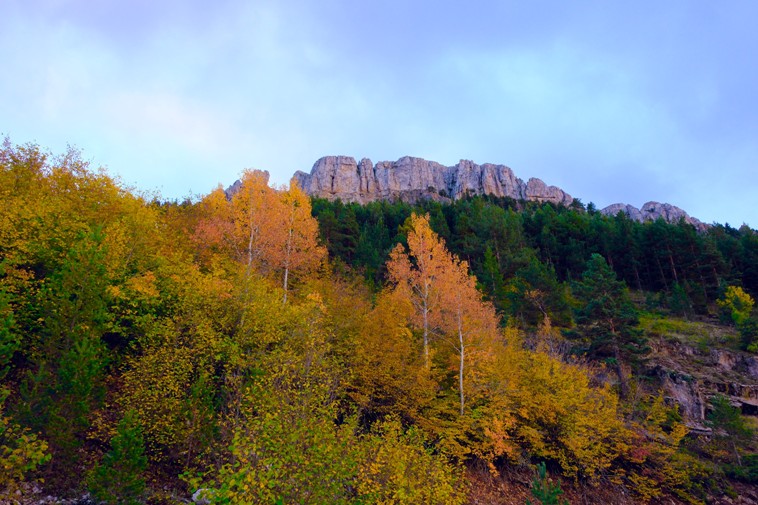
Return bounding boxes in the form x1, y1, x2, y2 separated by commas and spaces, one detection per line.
193, 488, 215, 505
600, 203, 644, 222
277, 155, 707, 229
293, 155, 573, 206
600, 201, 708, 231
524, 177, 573, 206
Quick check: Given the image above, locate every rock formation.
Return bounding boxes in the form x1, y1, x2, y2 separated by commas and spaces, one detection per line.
647, 337, 758, 433
282, 155, 709, 228
292, 156, 574, 207
600, 201, 708, 231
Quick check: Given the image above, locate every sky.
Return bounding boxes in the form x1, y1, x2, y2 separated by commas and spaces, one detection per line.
2, 0, 757, 227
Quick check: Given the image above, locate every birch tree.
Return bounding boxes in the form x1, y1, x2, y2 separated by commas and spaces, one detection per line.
386, 214, 450, 370
275, 180, 325, 303
440, 255, 499, 416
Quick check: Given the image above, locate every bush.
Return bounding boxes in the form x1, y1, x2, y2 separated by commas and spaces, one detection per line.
357, 418, 467, 505
526, 461, 568, 505
88, 409, 147, 505
724, 455, 758, 484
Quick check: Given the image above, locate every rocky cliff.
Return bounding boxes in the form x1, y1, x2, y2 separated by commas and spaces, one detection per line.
292, 156, 707, 229
600, 202, 708, 231
292, 156, 574, 206
647, 335, 758, 433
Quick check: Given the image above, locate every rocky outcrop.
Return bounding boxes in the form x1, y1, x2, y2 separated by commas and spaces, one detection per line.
292, 156, 574, 206
292, 156, 708, 228
648, 337, 758, 433
600, 201, 708, 231
600, 203, 644, 222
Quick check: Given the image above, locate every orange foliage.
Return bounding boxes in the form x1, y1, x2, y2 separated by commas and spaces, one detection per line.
193, 171, 324, 302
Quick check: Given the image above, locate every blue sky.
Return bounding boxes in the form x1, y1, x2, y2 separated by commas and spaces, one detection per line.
3, 0, 757, 227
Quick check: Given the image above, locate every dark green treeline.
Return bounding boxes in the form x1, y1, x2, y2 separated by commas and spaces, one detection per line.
311, 196, 758, 322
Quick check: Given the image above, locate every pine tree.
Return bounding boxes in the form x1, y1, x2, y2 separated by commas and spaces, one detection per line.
88, 409, 147, 505
526, 462, 569, 505
573, 254, 647, 398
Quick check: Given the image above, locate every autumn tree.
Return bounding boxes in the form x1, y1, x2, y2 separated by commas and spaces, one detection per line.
440, 254, 500, 416
274, 180, 325, 303
718, 285, 754, 326
195, 171, 324, 305
386, 213, 450, 369
349, 290, 436, 423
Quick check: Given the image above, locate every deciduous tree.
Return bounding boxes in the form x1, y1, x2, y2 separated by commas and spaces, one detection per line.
386, 213, 450, 369
275, 180, 325, 303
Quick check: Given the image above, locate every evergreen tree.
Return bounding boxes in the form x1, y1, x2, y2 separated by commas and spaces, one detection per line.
88, 409, 147, 505
707, 394, 753, 467
573, 254, 647, 398
526, 462, 569, 505
19, 228, 110, 488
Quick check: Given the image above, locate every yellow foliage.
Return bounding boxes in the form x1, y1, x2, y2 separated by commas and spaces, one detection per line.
463, 329, 631, 479
357, 418, 467, 505
120, 347, 195, 456
615, 393, 706, 503
718, 285, 755, 327
349, 290, 437, 422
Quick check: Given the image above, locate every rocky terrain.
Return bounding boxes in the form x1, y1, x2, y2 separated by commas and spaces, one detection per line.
291, 155, 707, 229
600, 202, 708, 231
292, 156, 574, 206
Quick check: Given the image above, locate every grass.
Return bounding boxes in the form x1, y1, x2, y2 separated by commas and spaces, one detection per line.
639, 313, 708, 339
638, 313, 741, 351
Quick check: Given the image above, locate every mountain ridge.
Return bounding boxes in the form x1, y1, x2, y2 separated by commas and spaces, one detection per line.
292, 155, 573, 206
292, 155, 707, 230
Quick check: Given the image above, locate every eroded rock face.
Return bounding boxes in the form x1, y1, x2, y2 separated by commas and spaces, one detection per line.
293, 156, 573, 206
600, 201, 707, 230
648, 339, 758, 432
600, 203, 644, 222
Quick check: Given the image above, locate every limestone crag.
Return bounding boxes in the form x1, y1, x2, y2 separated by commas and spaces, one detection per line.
285, 155, 708, 228
648, 338, 758, 434
600, 203, 644, 222
600, 201, 707, 231
293, 156, 574, 206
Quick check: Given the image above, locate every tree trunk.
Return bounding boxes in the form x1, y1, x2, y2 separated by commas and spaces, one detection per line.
239, 215, 257, 331
282, 227, 293, 304
732, 440, 743, 467
633, 263, 643, 292
668, 248, 679, 284
459, 321, 465, 416
614, 343, 629, 399
422, 282, 430, 370
655, 255, 669, 291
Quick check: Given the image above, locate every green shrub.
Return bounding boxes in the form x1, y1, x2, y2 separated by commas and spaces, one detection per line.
526, 462, 568, 505
88, 409, 147, 505
724, 455, 758, 484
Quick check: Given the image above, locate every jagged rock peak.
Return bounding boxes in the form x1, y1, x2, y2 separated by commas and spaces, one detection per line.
600, 201, 708, 231
292, 156, 573, 206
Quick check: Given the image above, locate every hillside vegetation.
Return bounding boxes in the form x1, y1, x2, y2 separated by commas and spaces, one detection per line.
1, 140, 756, 504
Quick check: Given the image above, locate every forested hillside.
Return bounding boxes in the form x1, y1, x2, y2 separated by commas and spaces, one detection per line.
1, 141, 756, 504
